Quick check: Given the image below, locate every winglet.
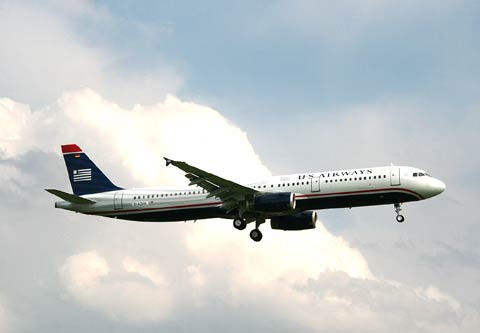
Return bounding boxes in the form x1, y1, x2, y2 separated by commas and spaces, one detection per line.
164, 157, 173, 166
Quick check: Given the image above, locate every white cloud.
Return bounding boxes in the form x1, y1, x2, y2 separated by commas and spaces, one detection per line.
123, 256, 167, 285
60, 251, 172, 323
0, 294, 13, 333
0, 2, 181, 106
2, 89, 477, 331
416, 285, 461, 312
186, 219, 373, 286
0, 89, 271, 187
184, 219, 479, 332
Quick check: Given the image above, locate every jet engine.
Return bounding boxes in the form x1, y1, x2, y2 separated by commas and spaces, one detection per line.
247, 192, 296, 213
270, 211, 317, 230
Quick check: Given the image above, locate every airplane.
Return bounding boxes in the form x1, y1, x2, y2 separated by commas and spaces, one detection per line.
46, 144, 446, 242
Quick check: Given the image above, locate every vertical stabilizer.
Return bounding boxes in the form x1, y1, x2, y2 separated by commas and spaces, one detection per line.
62, 144, 122, 195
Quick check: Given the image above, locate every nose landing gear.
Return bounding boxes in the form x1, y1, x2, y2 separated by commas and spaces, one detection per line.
394, 203, 405, 223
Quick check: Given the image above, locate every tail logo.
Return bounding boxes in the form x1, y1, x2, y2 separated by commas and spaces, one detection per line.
73, 168, 92, 182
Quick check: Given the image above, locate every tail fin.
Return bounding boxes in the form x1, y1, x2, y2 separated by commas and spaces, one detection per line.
61, 144, 123, 195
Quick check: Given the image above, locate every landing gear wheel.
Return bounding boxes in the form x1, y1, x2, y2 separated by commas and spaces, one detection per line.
394, 203, 405, 223
250, 229, 263, 242
233, 218, 247, 230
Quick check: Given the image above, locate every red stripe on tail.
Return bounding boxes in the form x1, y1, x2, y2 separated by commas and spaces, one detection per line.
61, 144, 83, 154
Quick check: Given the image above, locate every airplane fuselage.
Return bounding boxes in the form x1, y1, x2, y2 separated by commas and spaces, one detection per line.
55, 165, 445, 222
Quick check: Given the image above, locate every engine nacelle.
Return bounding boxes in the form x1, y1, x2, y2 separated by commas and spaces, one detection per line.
270, 211, 317, 231
247, 192, 296, 213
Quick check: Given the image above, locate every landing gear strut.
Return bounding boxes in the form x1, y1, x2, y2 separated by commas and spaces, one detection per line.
394, 203, 405, 223
249, 218, 265, 242
233, 218, 247, 230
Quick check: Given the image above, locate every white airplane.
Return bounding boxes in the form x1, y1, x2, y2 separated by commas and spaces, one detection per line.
47, 144, 446, 242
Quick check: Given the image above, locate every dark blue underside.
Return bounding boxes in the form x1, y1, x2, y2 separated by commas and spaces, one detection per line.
106, 191, 419, 222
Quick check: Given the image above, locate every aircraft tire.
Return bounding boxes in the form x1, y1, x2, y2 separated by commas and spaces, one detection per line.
250, 229, 263, 242
233, 218, 247, 230
396, 215, 405, 223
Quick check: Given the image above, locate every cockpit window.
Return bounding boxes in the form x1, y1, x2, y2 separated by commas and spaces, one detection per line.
414, 172, 430, 177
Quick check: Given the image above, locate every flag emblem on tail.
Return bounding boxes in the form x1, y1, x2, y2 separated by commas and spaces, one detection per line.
73, 168, 92, 182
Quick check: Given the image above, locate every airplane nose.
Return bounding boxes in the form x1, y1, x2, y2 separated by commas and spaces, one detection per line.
430, 178, 446, 196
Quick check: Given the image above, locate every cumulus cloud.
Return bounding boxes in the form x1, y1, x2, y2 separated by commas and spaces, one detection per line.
1, 89, 477, 331
60, 251, 172, 323
0, 89, 270, 187
0, 295, 13, 333
0, 1, 181, 106
184, 218, 478, 332
1, 88, 377, 325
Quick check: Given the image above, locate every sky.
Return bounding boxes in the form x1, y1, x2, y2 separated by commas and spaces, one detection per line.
0, 0, 479, 332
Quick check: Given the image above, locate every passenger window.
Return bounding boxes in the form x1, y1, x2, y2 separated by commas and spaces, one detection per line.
413, 173, 418, 177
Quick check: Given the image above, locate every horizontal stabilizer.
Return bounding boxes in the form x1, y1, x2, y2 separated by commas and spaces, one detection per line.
45, 189, 95, 204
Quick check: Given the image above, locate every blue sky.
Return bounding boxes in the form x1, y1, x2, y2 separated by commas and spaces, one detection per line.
90, 0, 480, 110
1, 1, 479, 332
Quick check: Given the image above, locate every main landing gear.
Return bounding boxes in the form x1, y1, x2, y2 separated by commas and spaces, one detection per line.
394, 203, 405, 223
250, 218, 265, 242
233, 218, 247, 230
249, 228, 263, 242
233, 217, 265, 242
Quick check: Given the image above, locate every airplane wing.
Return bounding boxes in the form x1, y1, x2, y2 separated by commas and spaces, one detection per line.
164, 157, 258, 213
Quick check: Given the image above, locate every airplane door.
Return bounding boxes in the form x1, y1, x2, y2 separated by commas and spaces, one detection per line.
114, 192, 124, 210
390, 167, 401, 186
311, 176, 321, 192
